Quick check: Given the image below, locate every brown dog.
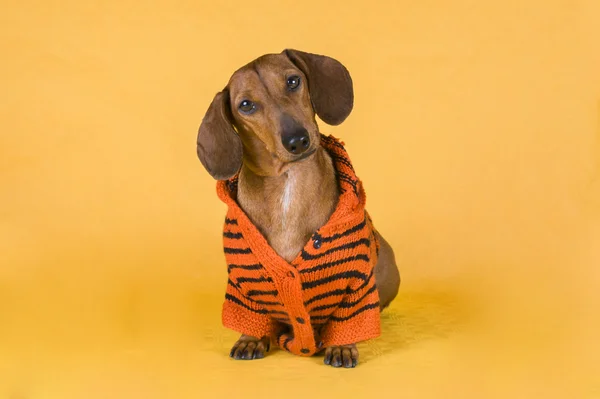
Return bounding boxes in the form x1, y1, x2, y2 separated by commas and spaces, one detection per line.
197, 49, 400, 368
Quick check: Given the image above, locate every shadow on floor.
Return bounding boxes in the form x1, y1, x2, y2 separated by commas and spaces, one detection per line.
203, 288, 468, 365
358, 289, 467, 364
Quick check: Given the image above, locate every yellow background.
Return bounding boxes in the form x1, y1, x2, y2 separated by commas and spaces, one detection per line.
1, 0, 599, 397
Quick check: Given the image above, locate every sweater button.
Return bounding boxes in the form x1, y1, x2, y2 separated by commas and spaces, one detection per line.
313, 238, 322, 249
296, 317, 305, 324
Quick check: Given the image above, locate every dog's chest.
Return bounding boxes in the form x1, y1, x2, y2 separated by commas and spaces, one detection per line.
238, 170, 338, 263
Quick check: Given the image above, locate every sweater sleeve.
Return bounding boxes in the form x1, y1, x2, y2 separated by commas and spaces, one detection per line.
319, 270, 381, 347
221, 279, 275, 339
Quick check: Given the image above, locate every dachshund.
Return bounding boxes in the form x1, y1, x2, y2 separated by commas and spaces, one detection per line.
196, 49, 400, 368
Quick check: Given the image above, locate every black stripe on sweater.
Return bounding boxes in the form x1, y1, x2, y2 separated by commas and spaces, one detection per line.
310, 314, 331, 321
309, 281, 376, 312
321, 135, 346, 151
225, 293, 268, 314
329, 302, 380, 322
223, 231, 243, 239
225, 218, 238, 225
330, 154, 355, 172
338, 170, 357, 182
339, 284, 378, 309
351, 270, 374, 293
309, 302, 339, 312
320, 217, 366, 243
300, 239, 370, 261
227, 282, 282, 308
338, 174, 359, 196
300, 254, 370, 274
224, 247, 252, 254
304, 288, 349, 306
338, 174, 356, 187
228, 263, 262, 271
227, 279, 240, 289
338, 174, 357, 187
283, 336, 293, 351
247, 289, 278, 297
228, 280, 282, 307
250, 298, 281, 306
301, 270, 369, 290
236, 276, 273, 285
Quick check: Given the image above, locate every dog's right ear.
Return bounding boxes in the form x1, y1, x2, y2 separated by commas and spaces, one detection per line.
196, 90, 243, 180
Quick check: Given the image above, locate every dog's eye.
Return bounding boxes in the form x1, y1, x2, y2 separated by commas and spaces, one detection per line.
238, 100, 256, 114
286, 75, 301, 91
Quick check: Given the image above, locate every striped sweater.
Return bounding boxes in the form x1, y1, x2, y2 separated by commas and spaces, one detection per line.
216, 134, 381, 357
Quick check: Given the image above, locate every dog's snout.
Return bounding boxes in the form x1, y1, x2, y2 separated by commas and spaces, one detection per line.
282, 131, 310, 155
280, 115, 310, 155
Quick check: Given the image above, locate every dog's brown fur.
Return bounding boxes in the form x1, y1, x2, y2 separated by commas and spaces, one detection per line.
197, 50, 400, 367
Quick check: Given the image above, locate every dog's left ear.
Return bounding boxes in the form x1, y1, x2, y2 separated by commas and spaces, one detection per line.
284, 49, 354, 126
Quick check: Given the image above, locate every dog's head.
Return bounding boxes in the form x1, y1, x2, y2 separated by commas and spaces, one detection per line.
196, 49, 354, 180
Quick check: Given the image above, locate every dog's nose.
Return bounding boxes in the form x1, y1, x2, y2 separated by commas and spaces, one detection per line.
282, 130, 310, 155
280, 114, 311, 155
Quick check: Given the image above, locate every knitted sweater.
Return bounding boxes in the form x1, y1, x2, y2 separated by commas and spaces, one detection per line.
216, 134, 381, 357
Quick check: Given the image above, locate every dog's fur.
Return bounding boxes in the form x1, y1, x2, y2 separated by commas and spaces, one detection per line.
197, 49, 400, 367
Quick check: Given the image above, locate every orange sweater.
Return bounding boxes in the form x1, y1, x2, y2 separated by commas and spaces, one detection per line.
216, 135, 381, 357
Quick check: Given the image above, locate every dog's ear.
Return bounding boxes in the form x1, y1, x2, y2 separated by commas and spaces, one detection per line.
284, 49, 354, 126
197, 89, 243, 180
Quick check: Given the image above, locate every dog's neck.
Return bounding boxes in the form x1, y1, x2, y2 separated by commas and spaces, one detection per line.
237, 146, 339, 262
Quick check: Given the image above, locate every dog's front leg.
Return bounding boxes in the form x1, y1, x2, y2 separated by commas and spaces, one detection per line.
229, 335, 271, 360
323, 344, 359, 368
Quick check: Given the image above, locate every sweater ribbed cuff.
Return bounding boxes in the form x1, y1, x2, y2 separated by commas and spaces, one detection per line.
222, 301, 274, 339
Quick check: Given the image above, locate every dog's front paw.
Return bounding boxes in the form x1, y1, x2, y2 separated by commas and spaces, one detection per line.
229, 335, 271, 360
323, 344, 358, 368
